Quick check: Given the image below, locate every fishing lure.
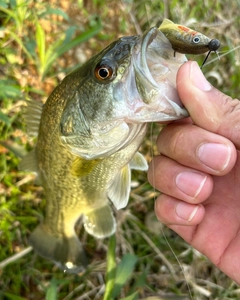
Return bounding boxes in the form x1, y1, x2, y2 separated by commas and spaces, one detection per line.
159, 18, 220, 66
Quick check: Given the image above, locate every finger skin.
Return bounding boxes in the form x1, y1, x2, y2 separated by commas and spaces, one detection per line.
156, 123, 237, 175
154, 194, 205, 225
148, 61, 240, 284
148, 155, 213, 204
177, 61, 240, 149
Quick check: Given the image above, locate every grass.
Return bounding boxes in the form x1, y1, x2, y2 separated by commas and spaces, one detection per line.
1, 0, 240, 299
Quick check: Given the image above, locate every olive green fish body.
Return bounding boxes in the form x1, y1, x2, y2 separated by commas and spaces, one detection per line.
20, 27, 189, 272
26, 71, 147, 271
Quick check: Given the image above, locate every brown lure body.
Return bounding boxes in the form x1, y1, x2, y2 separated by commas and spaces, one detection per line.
159, 18, 220, 55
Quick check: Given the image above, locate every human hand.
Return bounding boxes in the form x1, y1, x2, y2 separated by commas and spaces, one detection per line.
148, 61, 240, 284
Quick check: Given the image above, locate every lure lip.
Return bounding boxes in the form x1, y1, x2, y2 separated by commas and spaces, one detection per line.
201, 39, 221, 68
208, 39, 221, 52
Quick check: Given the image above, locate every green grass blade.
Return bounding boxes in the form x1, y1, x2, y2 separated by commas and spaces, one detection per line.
56, 22, 103, 57
0, 6, 16, 20
40, 8, 69, 21
112, 254, 138, 298
3, 293, 27, 300
42, 23, 102, 78
0, 111, 11, 126
46, 279, 58, 300
0, 141, 27, 158
7, 30, 34, 63
103, 234, 117, 300
120, 291, 139, 300
35, 19, 46, 77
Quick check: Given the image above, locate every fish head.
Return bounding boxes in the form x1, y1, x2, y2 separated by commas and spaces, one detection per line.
60, 28, 189, 159
121, 27, 189, 122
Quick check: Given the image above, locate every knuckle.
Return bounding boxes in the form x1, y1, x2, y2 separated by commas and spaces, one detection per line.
222, 95, 240, 115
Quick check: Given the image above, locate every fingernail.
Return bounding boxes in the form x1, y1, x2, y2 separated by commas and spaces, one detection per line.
176, 171, 207, 198
176, 202, 199, 221
190, 61, 212, 91
197, 143, 231, 171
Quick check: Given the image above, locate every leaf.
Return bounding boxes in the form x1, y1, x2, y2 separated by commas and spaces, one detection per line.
0, 84, 22, 99
35, 19, 46, 76
57, 22, 103, 57
0, 111, 11, 126
120, 291, 139, 300
0, 140, 27, 158
46, 279, 58, 300
112, 254, 138, 298
42, 22, 102, 78
129, 268, 148, 295
0, 0, 8, 8
40, 8, 69, 21
3, 293, 27, 300
103, 235, 117, 300
7, 30, 34, 63
62, 26, 77, 45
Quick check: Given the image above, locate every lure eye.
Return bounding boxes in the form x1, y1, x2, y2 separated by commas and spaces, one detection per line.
94, 64, 114, 81
208, 39, 221, 51
193, 36, 201, 44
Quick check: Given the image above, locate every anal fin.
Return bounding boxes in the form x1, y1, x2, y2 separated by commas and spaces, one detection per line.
83, 204, 116, 238
108, 164, 131, 210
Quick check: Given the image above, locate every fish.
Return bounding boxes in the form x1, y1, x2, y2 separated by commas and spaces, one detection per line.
20, 26, 189, 273
159, 18, 220, 55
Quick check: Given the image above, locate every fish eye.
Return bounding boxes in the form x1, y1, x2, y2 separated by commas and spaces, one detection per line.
193, 36, 201, 44
94, 64, 114, 81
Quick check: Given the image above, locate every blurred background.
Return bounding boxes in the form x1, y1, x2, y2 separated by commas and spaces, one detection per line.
1, 0, 240, 299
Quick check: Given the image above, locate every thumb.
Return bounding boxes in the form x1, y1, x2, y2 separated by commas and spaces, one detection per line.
177, 61, 240, 149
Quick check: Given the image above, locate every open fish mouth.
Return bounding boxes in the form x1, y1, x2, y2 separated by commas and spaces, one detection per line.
131, 27, 189, 121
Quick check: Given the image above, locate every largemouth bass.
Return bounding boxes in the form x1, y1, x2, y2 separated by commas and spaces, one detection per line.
20, 26, 189, 273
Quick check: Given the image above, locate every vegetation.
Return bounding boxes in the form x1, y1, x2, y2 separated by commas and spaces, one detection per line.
1, 0, 240, 299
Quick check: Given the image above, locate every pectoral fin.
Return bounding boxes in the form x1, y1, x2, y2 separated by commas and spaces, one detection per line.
83, 204, 116, 238
71, 156, 101, 177
108, 164, 131, 210
129, 151, 148, 171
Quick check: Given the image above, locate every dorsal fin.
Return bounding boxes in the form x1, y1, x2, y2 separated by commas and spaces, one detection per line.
19, 148, 38, 172
159, 18, 174, 29
129, 152, 148, 171
108, 164, 131, 210
24, 100, 43, 137
19, 148, 42, 185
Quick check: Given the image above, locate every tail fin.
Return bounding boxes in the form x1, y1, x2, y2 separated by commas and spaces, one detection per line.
83, 204, 116, 239
29, 224, 87, 273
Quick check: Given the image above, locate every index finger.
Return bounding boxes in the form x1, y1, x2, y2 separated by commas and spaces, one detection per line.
177, 61, 240, 150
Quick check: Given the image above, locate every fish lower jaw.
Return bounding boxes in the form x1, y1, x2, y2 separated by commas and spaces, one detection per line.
127, 102, 188, 122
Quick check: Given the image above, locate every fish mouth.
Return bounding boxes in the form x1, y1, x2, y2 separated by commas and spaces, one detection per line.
131, 27, 189, 121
